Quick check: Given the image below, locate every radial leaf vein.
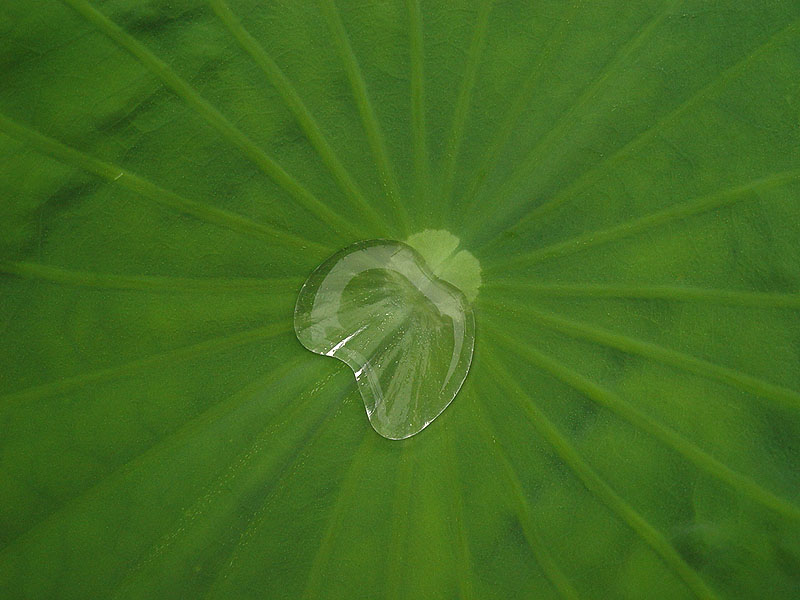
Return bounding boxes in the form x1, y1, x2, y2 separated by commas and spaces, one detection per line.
438, 0, 494, 217
479, 341, 719, 600
301, 432, 377, 600
484, 319, 800, 521
385, 448, 415, 600
207, 0, 391, 236
0, 260, 302, 293
201, 400, 345, 600
484, 282, 800, 309
0, 112, 330, 252
490, 302, 800, 411
406, 0, 430, 209
485, 168, 800, 269
458, 1, 579, 220
470, 388, 581, 600
319, 0, 410, 233
441, 424, 477, 599
0, 357, 306, 563
0, 321, 292, 407
485, 16, 800, 240
60, 0, 362, 239
114, 370, 350, 599
465, 0, 679, 238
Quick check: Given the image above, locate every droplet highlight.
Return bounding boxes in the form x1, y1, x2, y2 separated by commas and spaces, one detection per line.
294, 234, 479, 439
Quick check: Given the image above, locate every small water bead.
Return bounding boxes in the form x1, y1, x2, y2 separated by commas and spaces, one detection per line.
294, 231, 481, 439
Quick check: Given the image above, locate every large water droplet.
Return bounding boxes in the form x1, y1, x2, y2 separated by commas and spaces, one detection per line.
294, 233, 479, 439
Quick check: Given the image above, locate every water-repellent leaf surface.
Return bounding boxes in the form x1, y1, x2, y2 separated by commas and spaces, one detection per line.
1, 1, 799, 599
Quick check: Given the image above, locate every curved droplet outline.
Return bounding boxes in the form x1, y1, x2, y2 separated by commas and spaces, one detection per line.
293, 239, 475, 440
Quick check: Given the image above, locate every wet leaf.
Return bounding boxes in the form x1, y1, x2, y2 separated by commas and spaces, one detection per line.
1, 0, 799, 599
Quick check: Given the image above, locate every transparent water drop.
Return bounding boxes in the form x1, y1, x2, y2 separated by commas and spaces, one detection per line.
294, 233, 480, 439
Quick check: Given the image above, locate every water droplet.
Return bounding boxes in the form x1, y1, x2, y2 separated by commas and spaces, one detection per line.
294, 232, 480, 439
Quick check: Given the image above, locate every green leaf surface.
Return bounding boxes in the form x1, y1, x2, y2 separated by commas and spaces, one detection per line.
1, 0, 799, 598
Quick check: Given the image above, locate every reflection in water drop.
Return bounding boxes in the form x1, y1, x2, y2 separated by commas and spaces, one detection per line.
294, 234, 479, 439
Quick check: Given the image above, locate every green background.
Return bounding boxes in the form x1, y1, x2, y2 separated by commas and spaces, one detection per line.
1, 0, 799, 598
